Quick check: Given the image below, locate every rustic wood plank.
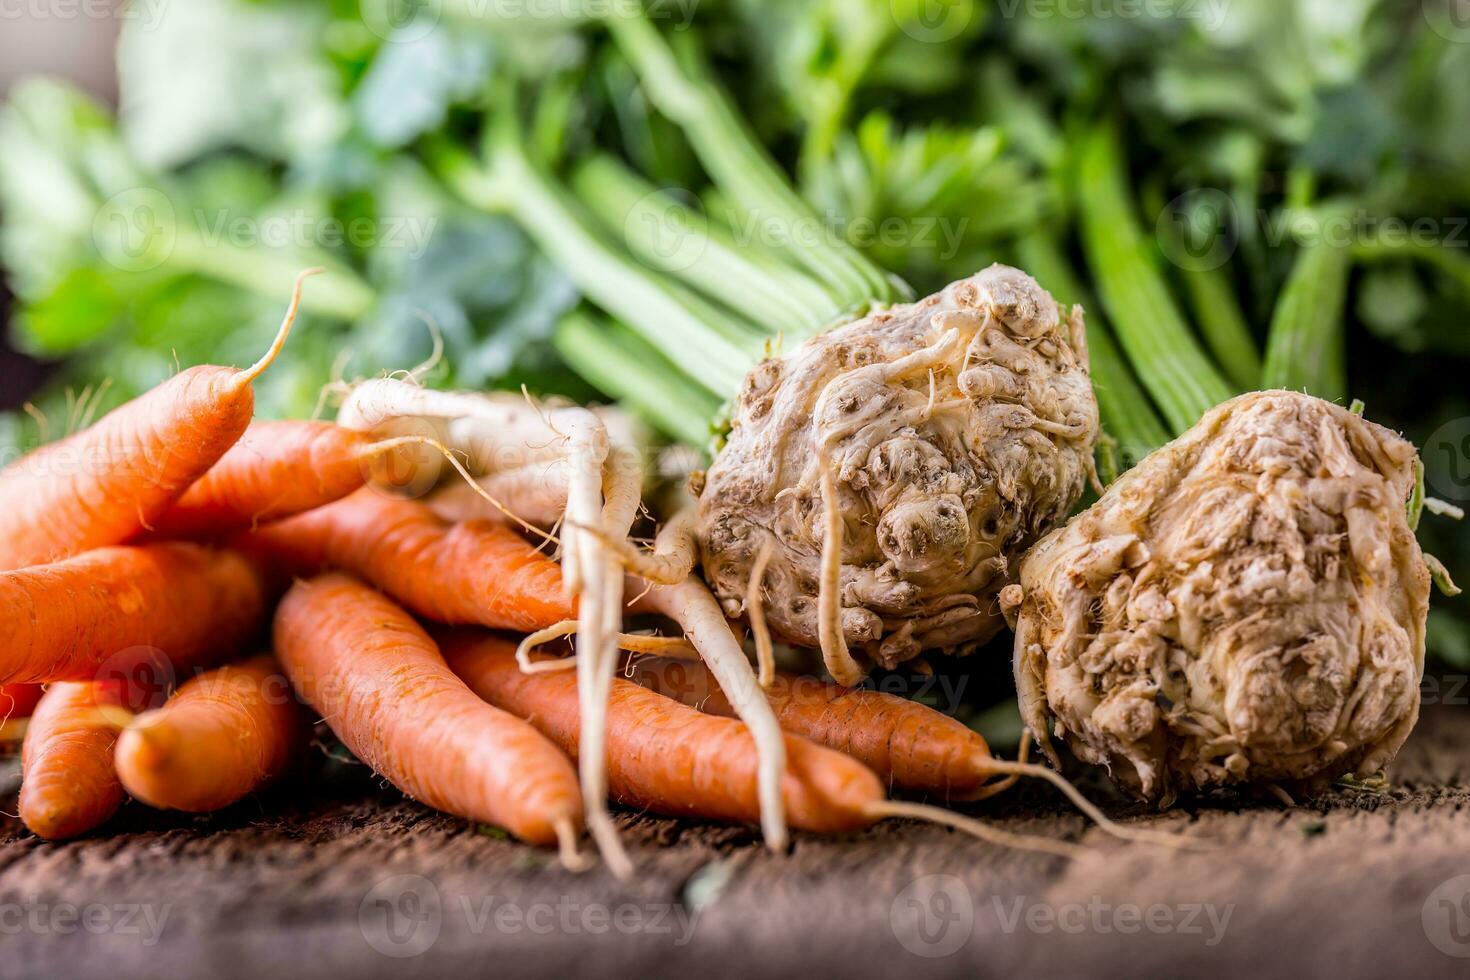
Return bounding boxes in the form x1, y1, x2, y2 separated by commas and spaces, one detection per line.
2, 706, 1469, 978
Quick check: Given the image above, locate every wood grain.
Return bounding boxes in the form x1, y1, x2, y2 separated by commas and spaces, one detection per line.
2, 706, 1468, 979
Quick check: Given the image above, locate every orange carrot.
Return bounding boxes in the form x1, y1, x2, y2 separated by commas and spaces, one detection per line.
0, 542, 268, 686
0, 272, 313, 570
626, 657, 1001, 799
146, 421, 383, 538
115, 654, 305, 813
623, 656, 1191, 852
273, 574, 582, 849
249, 491, 572, 632
441, 630, 883, 834
19, 681, 132, 840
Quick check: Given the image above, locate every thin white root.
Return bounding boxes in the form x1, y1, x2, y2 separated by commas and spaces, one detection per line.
554, 817, 593, 873
957, 730, 1033, 803
240, 268, 320, 385
578, 508, 698, 585
564, 415, 634, 881
337, 380, 574, 445
1426, 497, 1466, 520
817, 461, 865, 687
403, 312, 445, 384
426, 463, 572, 529
616, 634, 699, 658
601, 445, 645, 539
77, 378, 112, 432
516, 623, 585, 674
864, 800, 1085, 860
982, 760, 1209, 850
332, 377, 649, 877
516, 621, 698, 673
448, 400, 622, 469
644, 576, 789, 852
377, 436, 558, 545
1265, 783, 1296, 807
746, 539, 777, 689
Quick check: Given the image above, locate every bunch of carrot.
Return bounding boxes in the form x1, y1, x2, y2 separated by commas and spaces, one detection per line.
0, 272, 1163, 871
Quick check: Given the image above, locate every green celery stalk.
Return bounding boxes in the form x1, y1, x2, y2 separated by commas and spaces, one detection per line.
554, 312, 721, 447
434, 122, 765, 397
1176, 263, 1263, 391
1352, 237, 1470, 295
1151, 201, 1263, 390
1262, 235, 1351, 402
606, 14, 903, 311
1017, 230, 1171, 470
1076, 121, 1235, 434
572, 155, 840, 338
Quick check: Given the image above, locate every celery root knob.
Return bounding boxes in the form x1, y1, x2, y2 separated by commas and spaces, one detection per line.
1011, 391, 1432, 805
697, 265, 1100, 677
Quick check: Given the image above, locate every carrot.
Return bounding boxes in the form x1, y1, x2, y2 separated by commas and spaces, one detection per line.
115, 654, 305, 813
146, 421, 389, 538
272, 573, 583, 853
0, 271, 314, 570
248, 491, 572, 632
626, 657, 1002, 799
0, 542, 268, 686
19, 681, 133, 840
441, 630, 883, 834
626, 656, 1198, 850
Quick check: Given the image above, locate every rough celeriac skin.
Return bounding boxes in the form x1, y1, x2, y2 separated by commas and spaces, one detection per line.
697, 265, 1099, 674
1006, 391, 1431, 806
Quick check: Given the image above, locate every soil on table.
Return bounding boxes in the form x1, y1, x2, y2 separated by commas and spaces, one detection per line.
3, 705, 1470, 980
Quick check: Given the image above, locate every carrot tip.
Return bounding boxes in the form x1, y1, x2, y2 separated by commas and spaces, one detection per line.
118, 717, 173, 773
239, 268, 321, 385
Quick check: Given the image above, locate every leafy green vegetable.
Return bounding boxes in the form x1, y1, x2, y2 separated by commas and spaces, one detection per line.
2, 0, 1468, 666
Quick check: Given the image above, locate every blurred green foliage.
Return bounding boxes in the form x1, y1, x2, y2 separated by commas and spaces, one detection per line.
1, 0, 1467, 658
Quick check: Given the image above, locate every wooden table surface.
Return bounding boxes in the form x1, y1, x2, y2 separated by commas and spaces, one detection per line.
3, 705, 1470, 980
